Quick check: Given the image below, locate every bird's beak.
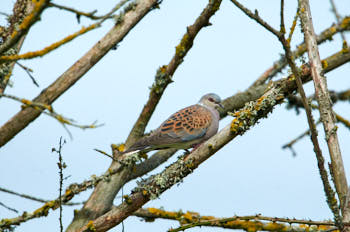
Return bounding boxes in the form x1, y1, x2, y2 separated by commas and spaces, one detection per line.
218, 103, 224, 109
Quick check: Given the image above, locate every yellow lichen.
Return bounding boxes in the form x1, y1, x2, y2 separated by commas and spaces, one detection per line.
321, 60, 328, 69
123, 195, 132, 204
2, 24, 97, 61
33, 201, 56, 216
175, 34, 190, 57
86, 220, 96, 232
340, 17, 350, 29
21, 99, 32, 105
11, 0, 47, 39
341, 40, 349, 54
265, 222, 287, 231
147, 207, 179, 218
65, 189, 72, 196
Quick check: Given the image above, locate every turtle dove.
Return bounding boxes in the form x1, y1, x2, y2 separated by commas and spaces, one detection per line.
122, 93, 223, 155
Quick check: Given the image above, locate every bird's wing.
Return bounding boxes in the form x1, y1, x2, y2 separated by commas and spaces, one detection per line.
154, 104, 212, 143
124, 105, 212, 153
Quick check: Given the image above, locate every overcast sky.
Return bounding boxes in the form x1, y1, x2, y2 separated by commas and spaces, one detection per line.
1, 0, 350, 231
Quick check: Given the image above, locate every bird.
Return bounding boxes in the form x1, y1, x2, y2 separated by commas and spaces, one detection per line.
122, 93, 223, 155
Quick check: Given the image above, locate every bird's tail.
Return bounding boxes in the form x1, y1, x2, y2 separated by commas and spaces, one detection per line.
120, 136, 152, 155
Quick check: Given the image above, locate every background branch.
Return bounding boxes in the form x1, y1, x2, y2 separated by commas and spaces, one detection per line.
299, 0, 349, 225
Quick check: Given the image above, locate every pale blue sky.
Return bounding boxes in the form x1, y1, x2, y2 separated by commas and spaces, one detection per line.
1, 0, 350, 231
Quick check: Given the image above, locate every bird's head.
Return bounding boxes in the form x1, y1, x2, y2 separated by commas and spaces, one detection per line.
199, 93, 223, 110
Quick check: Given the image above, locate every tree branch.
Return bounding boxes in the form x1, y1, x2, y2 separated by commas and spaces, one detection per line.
251, 16, 350, 87
66, 1, 223, 230
299, 0, 349, 224
0, 0, 159, 148
0, 0, 50, 55
134, 208, 339, 232
76, 49, 350, 231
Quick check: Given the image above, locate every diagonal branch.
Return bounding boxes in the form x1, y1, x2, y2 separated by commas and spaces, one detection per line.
65, 1, 223, 231
0, 0, 50, 55
0, 0, 130, 63
0, 0, 159, 148
251, 16, 350, 87
2, 42, 350, 232
76, 48, 350, 231
299, 0, 349, 223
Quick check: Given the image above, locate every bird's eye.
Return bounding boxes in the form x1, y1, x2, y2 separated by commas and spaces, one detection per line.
208, 97, 214, 102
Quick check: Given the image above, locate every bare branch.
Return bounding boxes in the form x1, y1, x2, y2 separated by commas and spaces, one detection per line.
48, 2, 116, 21
230, 0, 282, 37
0, 186, 82, 205
299, 0, 349, 219
0, 202, 18, 214
52, 137, 66, 232
15, 62, 39, 87
329, 0, 347, 42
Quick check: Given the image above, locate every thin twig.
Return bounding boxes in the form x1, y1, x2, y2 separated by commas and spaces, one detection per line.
15, 61, 39, 87
230, 0, 282, 38
49, 2, 115, 22
0, 0, 50, 55
0, 202, 18, 214
0, 93, 103, 131
0, 186, 82, 206
282, 119, 321, 154
52, 137, 66, 232
329, 0, 347, 42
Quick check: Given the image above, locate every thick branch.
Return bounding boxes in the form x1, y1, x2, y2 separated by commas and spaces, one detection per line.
66, 1, 223, 231
0, 0, 50, 55
0, 0, 159, 148
299, 0, 348, 220
76, 48, 350, 231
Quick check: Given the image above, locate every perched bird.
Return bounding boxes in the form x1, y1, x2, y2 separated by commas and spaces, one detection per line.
122, 93, 223, 155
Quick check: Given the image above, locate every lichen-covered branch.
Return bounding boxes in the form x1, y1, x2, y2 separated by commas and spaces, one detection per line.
0, 25, 97, 62
134, 208, 338, 232
66, 1, 223, 230
329, 0, 347, 42
0, 0, 50, 55
251, 16, 350, 87
230, 0, 345, 228
0, 186, 82, 206
0, 93, 103, 132
299, 0, 349, 222
0, 163, 124, 230
76, 47, 350, 231
0, 0, 31, 93
0, 0, 130, 62
125, 0, 222, 147
0, 0, 159, 148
